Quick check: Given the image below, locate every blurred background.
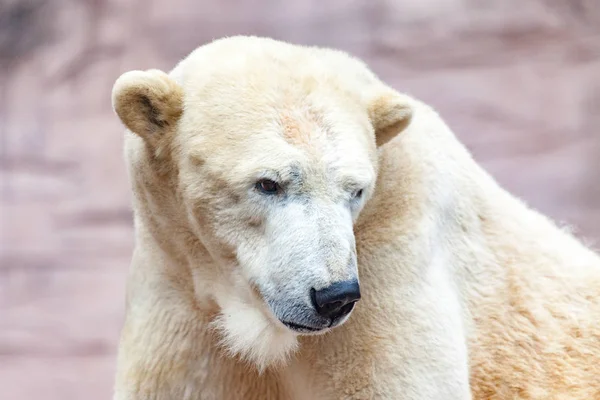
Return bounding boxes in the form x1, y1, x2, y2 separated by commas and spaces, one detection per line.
1, 0, 599, 398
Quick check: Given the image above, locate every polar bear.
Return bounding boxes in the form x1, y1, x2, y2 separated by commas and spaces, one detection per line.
111, 36, 600, 400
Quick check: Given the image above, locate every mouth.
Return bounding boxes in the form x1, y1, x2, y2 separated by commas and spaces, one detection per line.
280, 310, 354, 334
281, 320, 326, 333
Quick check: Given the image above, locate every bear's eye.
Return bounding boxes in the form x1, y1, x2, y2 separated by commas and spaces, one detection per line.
353, 189, 364, 199
256, 179, 280, 195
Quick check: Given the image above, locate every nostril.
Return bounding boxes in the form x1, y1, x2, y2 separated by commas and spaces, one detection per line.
319, 300, 344, 316
339, 301, 356, 317
310, 287, 318, 310
311, 280, 361, 320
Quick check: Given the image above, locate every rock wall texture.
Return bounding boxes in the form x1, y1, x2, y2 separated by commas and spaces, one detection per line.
1, 0, 599, 398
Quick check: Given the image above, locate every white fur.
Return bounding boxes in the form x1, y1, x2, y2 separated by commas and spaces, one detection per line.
111, 36, 600, 400
212, 291, 299, 372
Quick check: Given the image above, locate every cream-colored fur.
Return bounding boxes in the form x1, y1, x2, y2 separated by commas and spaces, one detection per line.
111, 36, 600, 400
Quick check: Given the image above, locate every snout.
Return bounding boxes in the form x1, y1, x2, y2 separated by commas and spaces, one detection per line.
278, 279, 361, 334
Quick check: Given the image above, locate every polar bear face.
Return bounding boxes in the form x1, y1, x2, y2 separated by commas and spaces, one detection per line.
112, 37, 412, 368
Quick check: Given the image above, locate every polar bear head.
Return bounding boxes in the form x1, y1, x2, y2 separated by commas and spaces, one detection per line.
112, 36, 412, 370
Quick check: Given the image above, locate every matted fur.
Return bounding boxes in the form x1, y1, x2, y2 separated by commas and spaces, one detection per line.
111, 36, 600, 400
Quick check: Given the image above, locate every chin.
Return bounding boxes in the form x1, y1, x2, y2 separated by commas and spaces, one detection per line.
212, 295, 299, 372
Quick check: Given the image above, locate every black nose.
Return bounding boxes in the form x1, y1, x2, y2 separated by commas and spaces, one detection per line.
311, 280, 361, 320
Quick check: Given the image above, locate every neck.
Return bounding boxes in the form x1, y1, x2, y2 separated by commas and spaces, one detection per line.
364, 99, 600, 337
126, 132, 221, 311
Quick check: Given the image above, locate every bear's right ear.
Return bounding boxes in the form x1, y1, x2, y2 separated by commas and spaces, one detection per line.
112, 69, 183, 150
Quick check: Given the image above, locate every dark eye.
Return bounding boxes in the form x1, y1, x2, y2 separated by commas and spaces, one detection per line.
354, 189, 364, 199
256, 179, 280, 194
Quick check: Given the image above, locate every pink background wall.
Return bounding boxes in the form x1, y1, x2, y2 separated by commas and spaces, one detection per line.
1, 0, 599, 398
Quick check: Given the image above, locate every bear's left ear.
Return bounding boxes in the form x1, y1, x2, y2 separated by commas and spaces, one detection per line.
367, 89, 413, 147
112, 69, 183, 151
